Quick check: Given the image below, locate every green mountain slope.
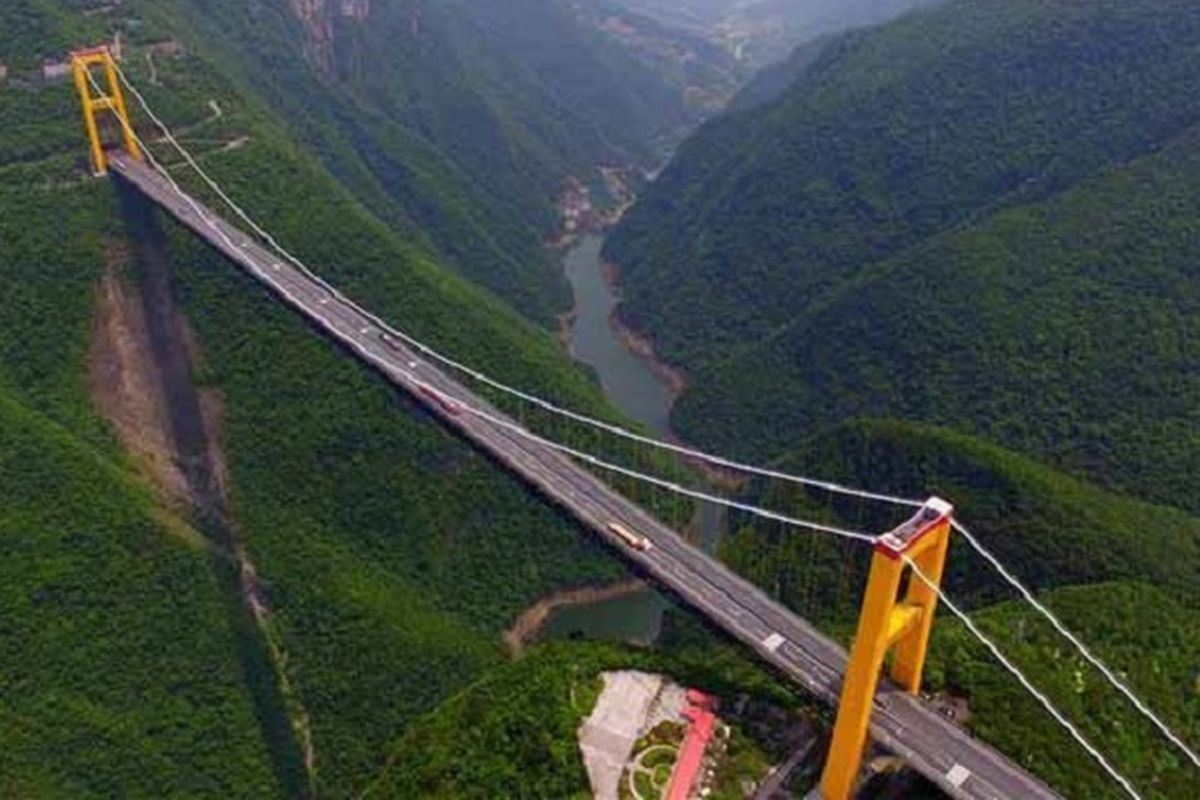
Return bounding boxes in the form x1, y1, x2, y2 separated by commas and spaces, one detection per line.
925, 582, 1200, 800
133, 0, 739, 324
605, 0, 1200, 508
367, 637, 801, 799
719, 420, 1200, 797
0, 1, 664, 795
0, 391, 282, 797
722, 420, 1199, 619
677, 116, 1200, 509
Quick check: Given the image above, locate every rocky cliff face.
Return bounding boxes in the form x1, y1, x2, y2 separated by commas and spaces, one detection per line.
339, 0, 370, 20
289, 0, 370, 74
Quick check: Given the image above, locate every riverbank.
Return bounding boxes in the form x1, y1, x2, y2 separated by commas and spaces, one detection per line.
503, 579, 649, 656
547, 166, 641, 252
556, 307, 577, 350
603, 262, 689, 401
566, 239, 738, 480
557, 260, 688, 417
534, 165, 734, 646
598, 272, 746, 491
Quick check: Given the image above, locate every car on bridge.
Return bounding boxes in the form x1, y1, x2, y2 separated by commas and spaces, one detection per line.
608, 521, 652, 552
417, 384, 463, 416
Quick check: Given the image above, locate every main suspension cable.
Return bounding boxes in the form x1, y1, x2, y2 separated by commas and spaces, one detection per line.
905, 557, 1144, 800
952, 519, 1200, 769
91, 66, 877, 547
102, 64, 1198, 778
109, 57, 925, 511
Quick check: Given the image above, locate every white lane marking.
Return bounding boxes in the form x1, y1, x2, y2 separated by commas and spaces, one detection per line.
946, 763, 971, 787
762, 632, 785, 652
361, 327, 372, 335
122, 161, 881, 764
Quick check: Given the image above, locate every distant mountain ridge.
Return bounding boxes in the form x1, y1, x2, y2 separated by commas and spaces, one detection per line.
613, 0, 943, 66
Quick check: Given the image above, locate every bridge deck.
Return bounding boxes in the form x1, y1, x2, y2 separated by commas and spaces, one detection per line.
110, 151, 1060, 800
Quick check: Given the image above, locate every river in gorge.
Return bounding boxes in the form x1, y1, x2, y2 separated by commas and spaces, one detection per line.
538, 234, 721, 645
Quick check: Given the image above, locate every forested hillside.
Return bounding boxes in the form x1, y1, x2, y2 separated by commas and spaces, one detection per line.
925, 581, 1200, 799
5, 0, 1200, 797
723, 420, 1200, 621
606, 0, 1200, 510
0, 389, 283, 796
138, 0, 740, 323
600, 2, 1200, 793
0, 1, 653, 794
715, 419, 1200, 797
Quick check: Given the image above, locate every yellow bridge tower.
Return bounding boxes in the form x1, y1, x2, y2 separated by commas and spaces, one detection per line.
819, 497, 954, 799
70, 46, 140, 176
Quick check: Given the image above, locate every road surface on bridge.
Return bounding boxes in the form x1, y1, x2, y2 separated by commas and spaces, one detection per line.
110, 151, 1060, 800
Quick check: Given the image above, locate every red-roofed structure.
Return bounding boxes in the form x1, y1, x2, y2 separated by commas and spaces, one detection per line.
666, 691, 718, 800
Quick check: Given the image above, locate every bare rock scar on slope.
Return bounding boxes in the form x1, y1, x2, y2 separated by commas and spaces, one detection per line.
87, 208, 316, 794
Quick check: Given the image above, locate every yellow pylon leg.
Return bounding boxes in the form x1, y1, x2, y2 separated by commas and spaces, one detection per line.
819, 497, 954, 800
72, 61, 107, 175
70, 46, 140, 176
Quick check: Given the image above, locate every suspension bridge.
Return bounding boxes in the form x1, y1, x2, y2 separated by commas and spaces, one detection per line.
68, 46, 1197, 800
